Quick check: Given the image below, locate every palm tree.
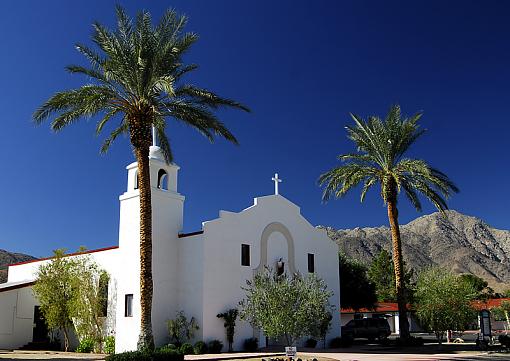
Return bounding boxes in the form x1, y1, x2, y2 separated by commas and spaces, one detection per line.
319, 105, 458, 339
33, 7, 249, 350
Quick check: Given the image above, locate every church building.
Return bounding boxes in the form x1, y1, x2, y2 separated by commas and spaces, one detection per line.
0, 145, 341, 352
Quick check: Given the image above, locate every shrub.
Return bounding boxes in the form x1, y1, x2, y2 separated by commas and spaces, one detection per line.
208, 339, 223, 353
104, 336, 115, 354
304, 338, 317, 348
217, 309, 238, 352
329, 336, 352, 348
243, 337, 258, 352
193, 341, 208, 354
167, 311, 199, 347
105, 349, 183, 361
179, 343, 194, 355
76, 338, 95, 353
159, 344, 177, 351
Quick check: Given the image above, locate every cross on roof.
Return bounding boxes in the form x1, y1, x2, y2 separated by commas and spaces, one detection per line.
272, 173, 282, 195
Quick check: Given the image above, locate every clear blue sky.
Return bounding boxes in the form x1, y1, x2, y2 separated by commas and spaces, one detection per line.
1, 0, 509, 257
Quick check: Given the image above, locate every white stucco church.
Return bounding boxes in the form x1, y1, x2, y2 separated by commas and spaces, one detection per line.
0, 145, 340, 352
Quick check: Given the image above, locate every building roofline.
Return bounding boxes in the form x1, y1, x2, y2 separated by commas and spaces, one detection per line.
0, 281, 35, 293
178, 230, 204, 238
8, 245, 119, 267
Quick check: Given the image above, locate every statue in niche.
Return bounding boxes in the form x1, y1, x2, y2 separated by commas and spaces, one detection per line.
276, 258, 285, 276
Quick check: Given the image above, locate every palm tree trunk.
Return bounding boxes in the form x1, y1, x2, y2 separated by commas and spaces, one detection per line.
387, 197, 410, 339
135, 145, 155, 351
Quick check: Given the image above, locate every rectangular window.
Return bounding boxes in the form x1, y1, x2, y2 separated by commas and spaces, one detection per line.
125, 294, 133, 317
308, 253, 315, 273
241, 244, 250, 266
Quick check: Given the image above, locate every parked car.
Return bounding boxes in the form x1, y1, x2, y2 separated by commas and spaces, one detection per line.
342, 317, 391, 341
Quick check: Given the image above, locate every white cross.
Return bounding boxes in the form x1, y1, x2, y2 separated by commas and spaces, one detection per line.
272, 173, 282, 195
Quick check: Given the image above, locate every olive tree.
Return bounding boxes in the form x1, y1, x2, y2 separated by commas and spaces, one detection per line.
33, 249, 109, 351
33, 249, 76, 351
415, 267, 476, 344
239, 268, 334, 347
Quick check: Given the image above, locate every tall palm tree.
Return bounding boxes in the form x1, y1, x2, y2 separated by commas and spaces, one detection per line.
33, 7, 249, 350
319, 105, 458, 339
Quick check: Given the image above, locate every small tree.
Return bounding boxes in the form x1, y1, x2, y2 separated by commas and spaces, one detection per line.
459, 274, 494, 301
367, 250, 414, 303
70, 255, 109, 352
217, 309, 238, 352
415, 267, 477, 344
167, 311, 199, 346
492, 301, 510, 331
339, 252, 377, 311
33, 249, 76, 351
33, 249, 109, 352
239, 268, 334, 347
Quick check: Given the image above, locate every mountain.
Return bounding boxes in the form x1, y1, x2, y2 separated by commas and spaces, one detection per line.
0, 249, 36, 283
323, 210, 510, 292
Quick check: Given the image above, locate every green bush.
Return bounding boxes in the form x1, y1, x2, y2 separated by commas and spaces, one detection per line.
304, 338, 317, 348
159, 344, 177, 351
193, 341, 208, 354
179, 343, 194, 355
76, 338, 95, 353
104, 336, 115, 354
243, 337, 258, 352
207, 339, 223, 353
105, 349, 183, 361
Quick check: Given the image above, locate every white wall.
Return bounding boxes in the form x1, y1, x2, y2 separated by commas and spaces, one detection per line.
2, 248, 120, 351
176, 233, 204, 344
0, 287, 37, 350
199, 195, 341, 350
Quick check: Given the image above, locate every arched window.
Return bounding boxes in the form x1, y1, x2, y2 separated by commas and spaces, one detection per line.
157, 169, 168, 190
134, 171, 139, 190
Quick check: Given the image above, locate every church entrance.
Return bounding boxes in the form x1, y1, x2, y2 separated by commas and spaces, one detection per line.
32, 306, 49, 343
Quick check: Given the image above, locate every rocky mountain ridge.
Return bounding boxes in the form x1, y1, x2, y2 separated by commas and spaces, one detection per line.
324, 210, 510, 292
0, 249, 36, 283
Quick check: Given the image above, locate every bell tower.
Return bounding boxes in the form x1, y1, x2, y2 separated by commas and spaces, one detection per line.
115, 145, 185, 352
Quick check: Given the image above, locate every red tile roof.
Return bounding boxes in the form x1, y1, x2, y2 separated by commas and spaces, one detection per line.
341, 302, 411, 314
341, 298, 510, 314
472, 298, 510, 311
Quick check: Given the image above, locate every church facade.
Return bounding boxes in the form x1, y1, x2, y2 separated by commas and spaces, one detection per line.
0, 146, 340, 352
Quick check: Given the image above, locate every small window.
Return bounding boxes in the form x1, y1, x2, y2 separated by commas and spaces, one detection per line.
241, 244, 250, 266
157, 169, 168, 190
125, 294, 133, 317
308, 253, 315, 273
134, 171, 139, 190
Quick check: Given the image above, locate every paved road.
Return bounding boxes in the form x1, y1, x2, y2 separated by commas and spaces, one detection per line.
1, 349, 509, 361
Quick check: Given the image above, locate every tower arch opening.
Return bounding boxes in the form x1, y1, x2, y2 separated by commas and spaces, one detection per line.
157, 169, 168, 190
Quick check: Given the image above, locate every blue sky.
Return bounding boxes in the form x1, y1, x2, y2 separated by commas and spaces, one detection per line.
0, 0, 509, 257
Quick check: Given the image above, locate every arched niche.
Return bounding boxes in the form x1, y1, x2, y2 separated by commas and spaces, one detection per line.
157, 169, 168, 190
254, 222, 296, 275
